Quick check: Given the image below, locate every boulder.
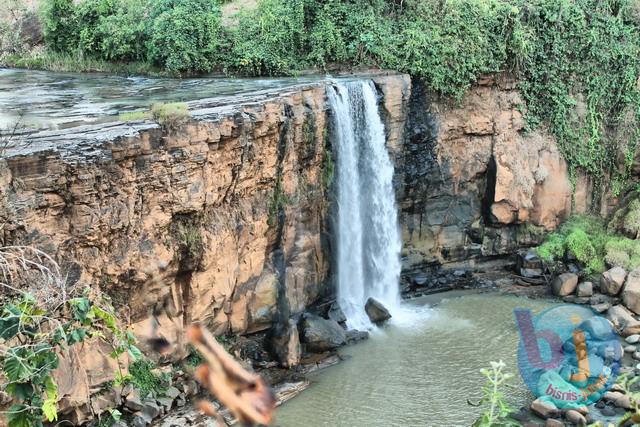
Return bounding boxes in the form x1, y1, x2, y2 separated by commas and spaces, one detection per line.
516, 251, 544, 278
552, 273, 578, 296
364, 298, 392, 324
270, 319, 301, 368
576, 282, 593, 297
565, 409, 586, 426
125, 389, 144, 412
606, 305, 640, 336
604, 391, 631, 409
622, 268, 640, 314
600, 267, 627, 295
328, 303, 347, 324
544, 420, 563, 427
301, 314, 346, 352
531, 398, 560, 419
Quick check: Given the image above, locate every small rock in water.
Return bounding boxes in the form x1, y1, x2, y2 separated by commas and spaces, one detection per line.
412, 274, 428, 286
364, 298, 392, 324
453, 269, 466, 277
345, 329, 369, 343
591, 302, 611, 313
624, 345, 636, 353
626, 334, 640, 344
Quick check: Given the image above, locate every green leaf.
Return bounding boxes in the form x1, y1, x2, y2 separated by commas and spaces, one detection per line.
7, 404, 35, 427
69, 297, 92, 323
127, 345, 143, 361
44, 376, 58, 400
42, 397, 58, 422
3, 349, 34, 382
5, 382, 34, 400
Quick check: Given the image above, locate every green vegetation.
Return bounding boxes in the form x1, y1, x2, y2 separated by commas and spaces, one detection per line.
119, 110, 152, 122
177, 223, 204, 259
128, 359, 170, 398
322, 146, 335, 192
1, 0, 638, 193
267, 176, 289, 227
470, 360, 519, 427
38, 0, 221, 74
0, 292, 140, 427
0, 246, 141, 427
536, 215, 640, 273
150, 102, 190, 128
118, 102, 190, 127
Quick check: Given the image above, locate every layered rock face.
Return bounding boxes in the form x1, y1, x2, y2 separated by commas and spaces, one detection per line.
399, 74, 574, 269
1, 84, 340, 341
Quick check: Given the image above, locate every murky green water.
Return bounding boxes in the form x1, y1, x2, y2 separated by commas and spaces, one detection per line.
275, 291, 557, 427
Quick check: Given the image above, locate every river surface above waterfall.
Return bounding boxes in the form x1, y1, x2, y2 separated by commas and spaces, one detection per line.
0, 68, 323, 130
275, 291, 557, 427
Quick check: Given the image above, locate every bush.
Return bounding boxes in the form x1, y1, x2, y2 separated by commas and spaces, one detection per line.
41, 0, 77, 52
147, 0, 221, 74
536, 215, 640, 273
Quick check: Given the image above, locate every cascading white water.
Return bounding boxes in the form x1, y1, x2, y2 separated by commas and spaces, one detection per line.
327, 80, 402, 330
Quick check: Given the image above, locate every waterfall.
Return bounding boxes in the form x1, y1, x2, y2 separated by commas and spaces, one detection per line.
327, 80, 402, 330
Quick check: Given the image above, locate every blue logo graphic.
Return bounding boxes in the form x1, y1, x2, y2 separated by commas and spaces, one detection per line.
515, 305, 622, 409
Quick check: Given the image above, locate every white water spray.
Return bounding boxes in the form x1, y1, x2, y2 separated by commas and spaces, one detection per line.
328, 80, 403, 330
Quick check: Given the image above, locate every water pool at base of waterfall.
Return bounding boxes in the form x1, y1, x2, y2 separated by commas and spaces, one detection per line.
274, 292, 557, 427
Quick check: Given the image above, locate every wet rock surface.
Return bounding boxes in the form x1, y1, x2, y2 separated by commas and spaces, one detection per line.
364, 298, 392, 324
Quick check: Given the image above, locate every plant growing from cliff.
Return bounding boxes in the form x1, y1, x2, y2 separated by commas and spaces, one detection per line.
128, 359, 170, 398
469, 360, 519, 427
267, 176, 290, 227
150, 102, 190, 129
536, 215, 640, 273
177, 224, 204, 260
0, 246, 141, 427
321, 146, 334, 192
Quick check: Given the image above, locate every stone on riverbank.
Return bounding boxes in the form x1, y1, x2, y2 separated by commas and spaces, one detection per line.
606, 305, 640, 336
601, 267, 627, 295
365, 298, 392, 324
531, 398, 560, 419
577, 282, 593, 297
552, 273, 579, 296
565, 409, 587, 426
622, 268, 640, 314
301, 314, 347, 352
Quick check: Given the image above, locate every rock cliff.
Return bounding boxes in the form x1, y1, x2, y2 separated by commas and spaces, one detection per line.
0, 71, 583, 421
399, 74, 578, 270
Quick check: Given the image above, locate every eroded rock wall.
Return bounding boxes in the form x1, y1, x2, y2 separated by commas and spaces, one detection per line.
400, 74, 574, 270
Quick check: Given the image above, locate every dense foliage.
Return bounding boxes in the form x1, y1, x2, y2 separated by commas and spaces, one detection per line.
0, 292, 141, 427
41, 0, 221, 73
536, 215, 640, 273
20, 0, 640, 193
